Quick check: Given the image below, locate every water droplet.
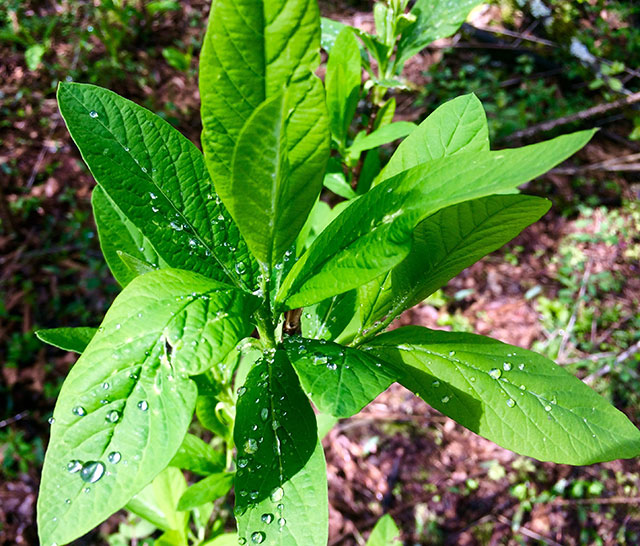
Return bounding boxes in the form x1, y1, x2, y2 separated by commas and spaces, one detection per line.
105, 410, 120, 423
277, 503, 284, 511
544, 405, 552, 412
108, 451, 121, 464
141, 166, 147, 173
519, 384, 526, 390
261, 513, 274, 524
260, 408, 269, 421
48, 417, 55, 425
278, 517, 286, 527
72, 406, 86, 417
89, 110, 98, 118
239, 539, 247, 545
238, 457, 248, 468
250, 490, 259, 500
518, 363, 525, 371
67, 460, 82, 473
245, 438, 258, 454
506, 398, 516, 408
441, 395, 450, 404
326, 362, 337, 371
64, 498, 71, 504
237, 386, 247, 396
235, 261, 247, 275
270, 486, 284, 502
83, 487, 91, 493
503, 362, 512, 371
432, 380, 440, 388
80, 461, 105, 483
251, 532, 265, 544
488, 368, 502, 380
137, 400, 148, 411
448, 350, 456, 357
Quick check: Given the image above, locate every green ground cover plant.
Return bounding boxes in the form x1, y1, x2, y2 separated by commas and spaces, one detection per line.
35, 1, 640, 545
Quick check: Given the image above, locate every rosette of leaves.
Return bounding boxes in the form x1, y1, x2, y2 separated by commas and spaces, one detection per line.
37, 1, 640, 545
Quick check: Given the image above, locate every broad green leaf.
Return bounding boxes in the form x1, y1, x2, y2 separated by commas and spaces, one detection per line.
320, 17, 349, 52
326, 27, 361, 147
193, 372, 228, 438
92, 186, 166, 287
301, 290, 358, 341
234, 350, 316, 508
177, 472, 234, 511
358, 195, 551, 336
284, 337, 395, 418
366, 514, 401, 546
36, 327, 97, 354
276, 130, 594, 309
363, 327, 640, 464
25, 43, 45, 70
396, 0, 482, 69
126, 467, 188, 535
347, 121, 417, 161
227, 92, 316, 270
57, 82, 259, 293
200, 0, 329, 211
316, 413, 339, 439
236, 439, 328, 546
38, 269, 256, 545
379, 94, 489, 183
170, 433, 225, 476
234, 351, 326, 545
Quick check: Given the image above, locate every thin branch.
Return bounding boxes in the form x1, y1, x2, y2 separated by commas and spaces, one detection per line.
496, 515, 563, 546
509, 91, 640, 140
557, 259, 592, 363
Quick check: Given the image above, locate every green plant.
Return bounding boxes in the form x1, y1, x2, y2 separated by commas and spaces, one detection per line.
36, 1, 640, 545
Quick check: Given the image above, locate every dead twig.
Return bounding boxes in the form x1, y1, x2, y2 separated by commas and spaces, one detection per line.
495, 514, 563, 546
509, 91, 640, 140
557, 259, 592, 363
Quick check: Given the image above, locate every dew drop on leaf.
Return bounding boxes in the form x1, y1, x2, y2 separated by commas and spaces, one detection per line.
89, 110, 98, 118
261, 513, 274, 524
326, 362, 337, 371
72, 406, 86, 417
441, 395, 450, 404
278, 517, 286, 527
260, 408, 269, 421
506, 398, 516, 408
488, 368, 502, 380
270, 486, 284, 502
244, 438, 258, 454
48, 417, 55, 425
432, 380, 440, 387
518, 363, 525, 371
251, 531, 265, 544
238, 539, 247, 545
105, 410, 120, 423
67, 460, 82, 474
237, 457, 248, 468
544, 405, 552, 412
80, 461, 105, 483
235, 261, 247, 275
137, 400, 149, 411
107, 451, 121, 464
503, 362, 512, 371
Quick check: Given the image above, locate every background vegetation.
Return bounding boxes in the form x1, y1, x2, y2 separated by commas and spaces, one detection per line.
1, 0, 639, 544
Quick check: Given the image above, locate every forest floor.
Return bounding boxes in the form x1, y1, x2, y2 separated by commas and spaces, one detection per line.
1, 1, 640, 545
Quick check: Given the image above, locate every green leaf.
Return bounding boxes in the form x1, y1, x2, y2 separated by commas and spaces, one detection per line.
358, 195, 551, 336
126, 467, 188, 535
363, 327, 640, 464
373, 97, 397, 131
57, 81, 259, 293
92, 186, 166, 287
177, 472, 234, 511
379, 93, 489, 183
326, 26, 361, 147
347, 122, 417, 160
38, 269, 256, 545
323, 172, 357, 200
320, 17, 349, 52
301, 290, 358, 341
234, 350, 326, 545
169, 433, 225, 476
234, 350, 316, 508
202, 534, 239, 546
236, 439, 328, 546
396, 0, 482, 69
284, 337, 395, 418
200, 0, 329, 210
25, 43, 45, 70
366, 514, 401, 546
35, 327, 97, 354
277, 130, 594, 309
226, 92, 317, 271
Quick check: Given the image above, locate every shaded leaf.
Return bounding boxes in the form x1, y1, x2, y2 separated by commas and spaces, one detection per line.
36, 327, 97, 354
